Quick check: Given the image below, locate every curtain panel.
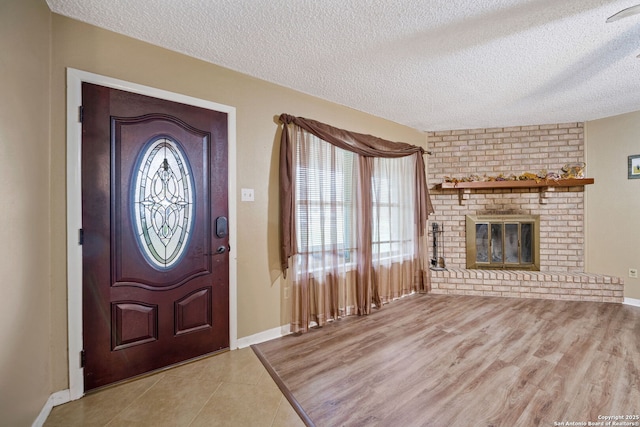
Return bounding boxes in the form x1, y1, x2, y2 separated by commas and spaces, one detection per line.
279, 114, 434, 333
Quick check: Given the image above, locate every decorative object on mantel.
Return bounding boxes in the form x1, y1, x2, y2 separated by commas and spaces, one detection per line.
561, 162, 585, 179
629, 155, 640, 179
437, 167, 594, 206
439, 177, 593, 188
443, 164, 587, 185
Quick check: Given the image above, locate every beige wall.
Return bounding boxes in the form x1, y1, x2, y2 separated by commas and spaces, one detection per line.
49, 14, 426, 392
585, 111, 640, 300
0, 0, 52, 425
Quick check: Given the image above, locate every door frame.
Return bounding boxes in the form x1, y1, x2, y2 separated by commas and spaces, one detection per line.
66, 68, 238, 400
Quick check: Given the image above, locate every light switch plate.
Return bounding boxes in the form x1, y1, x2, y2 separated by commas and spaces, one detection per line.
241, 188, 254, 202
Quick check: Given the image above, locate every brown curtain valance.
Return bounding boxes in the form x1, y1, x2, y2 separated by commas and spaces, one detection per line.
279, 114, 434, 275
279, 114, 427, 158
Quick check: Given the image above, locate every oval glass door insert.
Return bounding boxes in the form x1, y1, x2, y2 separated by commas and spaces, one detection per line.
132, 137, 194, 269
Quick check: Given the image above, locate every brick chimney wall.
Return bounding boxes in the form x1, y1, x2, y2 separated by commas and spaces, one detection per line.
427, 123, 586, 272
426, 123, 623, 303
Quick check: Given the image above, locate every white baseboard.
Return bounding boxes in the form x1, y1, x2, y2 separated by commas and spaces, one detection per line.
624, 297, 640, 307
32, 389, 71, 427
236, 324, 291, 349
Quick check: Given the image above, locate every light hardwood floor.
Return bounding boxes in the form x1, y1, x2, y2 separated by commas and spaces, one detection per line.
254, 293, 640, 427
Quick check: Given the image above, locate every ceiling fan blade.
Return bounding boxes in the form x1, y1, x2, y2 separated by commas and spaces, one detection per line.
606, 4, 640, 22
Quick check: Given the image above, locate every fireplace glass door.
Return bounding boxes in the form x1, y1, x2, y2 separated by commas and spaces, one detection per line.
467, 215, 539, 270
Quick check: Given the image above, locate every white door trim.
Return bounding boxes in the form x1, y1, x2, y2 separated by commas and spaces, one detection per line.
66, 68, 238, 400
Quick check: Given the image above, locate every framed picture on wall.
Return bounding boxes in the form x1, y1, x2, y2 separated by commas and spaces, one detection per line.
629, 155, 640, 179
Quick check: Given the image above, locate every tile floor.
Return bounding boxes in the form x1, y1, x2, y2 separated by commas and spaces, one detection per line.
44, 347, 305, 427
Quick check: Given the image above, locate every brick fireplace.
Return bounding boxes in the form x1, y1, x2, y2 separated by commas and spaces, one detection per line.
427, 123, 623, 303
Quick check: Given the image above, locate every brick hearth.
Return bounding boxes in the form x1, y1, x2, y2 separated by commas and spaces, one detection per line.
430, 268, 623, 303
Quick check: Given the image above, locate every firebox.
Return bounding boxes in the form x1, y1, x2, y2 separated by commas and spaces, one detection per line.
465, 214, 540, 270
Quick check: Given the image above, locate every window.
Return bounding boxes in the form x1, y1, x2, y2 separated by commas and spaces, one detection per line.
295, 138, 417, 266
279, 114, 432, 333
371, 156, 416, 261
132, 137, 194, 269
295, 133, 357, 264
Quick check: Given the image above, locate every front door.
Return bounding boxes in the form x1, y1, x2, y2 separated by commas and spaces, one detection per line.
81, 83, 229, 391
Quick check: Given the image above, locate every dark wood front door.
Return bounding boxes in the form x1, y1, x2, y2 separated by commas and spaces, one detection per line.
81, 83, 229, 391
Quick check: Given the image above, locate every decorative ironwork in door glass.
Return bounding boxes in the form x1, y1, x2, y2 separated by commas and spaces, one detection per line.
132, 137, 194, 269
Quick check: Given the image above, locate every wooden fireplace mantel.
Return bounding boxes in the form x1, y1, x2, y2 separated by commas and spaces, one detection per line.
435, 178, 594, 205
437, 178, 594, 190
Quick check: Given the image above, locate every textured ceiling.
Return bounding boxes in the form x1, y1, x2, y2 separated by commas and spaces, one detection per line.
46, 0, 640, 131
